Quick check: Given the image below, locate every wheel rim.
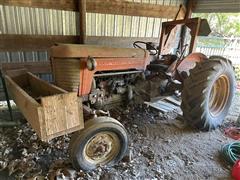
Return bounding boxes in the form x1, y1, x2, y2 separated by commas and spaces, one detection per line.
209, 74, 230, 117
83, 131, 120, 165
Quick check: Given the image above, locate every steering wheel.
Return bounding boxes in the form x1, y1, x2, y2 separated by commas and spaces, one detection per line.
133, 41, 158, 55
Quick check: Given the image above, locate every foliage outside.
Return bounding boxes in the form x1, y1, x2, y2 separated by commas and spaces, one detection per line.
193, 13, 240, 48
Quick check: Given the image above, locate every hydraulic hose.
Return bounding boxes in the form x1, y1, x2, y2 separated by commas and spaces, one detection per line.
222, 142, 240, 165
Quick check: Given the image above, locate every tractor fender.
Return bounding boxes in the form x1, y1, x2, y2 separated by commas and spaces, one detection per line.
176, 52, 208, 81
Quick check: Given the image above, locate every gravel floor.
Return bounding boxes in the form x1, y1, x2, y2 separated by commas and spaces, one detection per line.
0, 93, 239, 179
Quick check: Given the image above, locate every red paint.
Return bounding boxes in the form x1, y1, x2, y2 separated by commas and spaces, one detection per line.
232, 160, 240, 180
78, 55, 150, 96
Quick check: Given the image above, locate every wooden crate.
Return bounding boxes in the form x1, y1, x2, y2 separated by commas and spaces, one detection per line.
5, 69, 84, 141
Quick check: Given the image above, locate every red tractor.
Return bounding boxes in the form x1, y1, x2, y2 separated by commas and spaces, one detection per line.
4, 18, 236, 171
49, 17, 236, 170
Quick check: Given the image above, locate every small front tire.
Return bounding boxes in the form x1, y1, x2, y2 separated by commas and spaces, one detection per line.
69, 116, 128, 170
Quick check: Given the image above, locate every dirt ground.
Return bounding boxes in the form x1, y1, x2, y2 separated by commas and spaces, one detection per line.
0, 93, 240, 179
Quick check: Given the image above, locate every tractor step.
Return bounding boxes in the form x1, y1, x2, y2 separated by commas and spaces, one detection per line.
145, 96, 182, 115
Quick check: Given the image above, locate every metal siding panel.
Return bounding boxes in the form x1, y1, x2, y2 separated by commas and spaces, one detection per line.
194, 0, 240, 13
86, 12, 92, 36
0, 0, 184, 69
130, 16, 140, 37
123, 16, 132, 37
145, 17, 155, 37
85, 0, 183, 37
152, 18, 162, 37
115, 15, 124, 37
0, 4, 78, 84
1, 6, 78, 35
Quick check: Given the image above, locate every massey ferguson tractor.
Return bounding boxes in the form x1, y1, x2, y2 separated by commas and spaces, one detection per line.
4, 17, 236, 171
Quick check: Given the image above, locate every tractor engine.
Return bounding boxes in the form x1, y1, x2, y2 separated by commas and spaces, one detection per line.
88, 71, 141, 110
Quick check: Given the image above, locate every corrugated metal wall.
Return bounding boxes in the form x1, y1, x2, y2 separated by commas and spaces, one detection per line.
86, 0, 184, 37
0, 0, 184, 63
194, 0, 240, 13
1, 0, 237, 63
0, 5, 79, 64
0, 0, 184, 99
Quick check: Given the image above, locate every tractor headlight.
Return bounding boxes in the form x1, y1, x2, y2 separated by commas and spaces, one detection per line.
87, 56, 97, 71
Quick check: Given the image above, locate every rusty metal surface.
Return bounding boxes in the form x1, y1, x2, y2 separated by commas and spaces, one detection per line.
158, 18, 206, 56
51, 44, 150, 96
177, 52, 208, 80
199, 19, 211, 36
51, 58, 80, 92
78, 56, 150, 96
50, 44, 148, 58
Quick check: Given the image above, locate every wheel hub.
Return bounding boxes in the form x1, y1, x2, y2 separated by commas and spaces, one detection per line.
84, 132, 120, 165
209, 74, 230, 117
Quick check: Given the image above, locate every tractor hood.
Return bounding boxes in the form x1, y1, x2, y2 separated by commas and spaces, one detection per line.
50, 44, 148, 59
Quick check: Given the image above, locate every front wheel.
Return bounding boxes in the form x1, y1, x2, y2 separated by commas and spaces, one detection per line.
181, 56, 236, 131
69, 116, 128, 170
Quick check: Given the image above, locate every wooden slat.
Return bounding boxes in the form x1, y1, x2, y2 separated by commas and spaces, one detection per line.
1, 61, 51, 74
41, 92, 84, 139
86, 36, 159, 48
0, 0, 78, 11
0, 35, 159, 51
79, 0, 86, 44
28, 72, 66, 97
5, 69, 29, 88
0, 35, 79, 51
4, 70, 84, 141
0, 0, 186, 19
4, 75, 42, 136
0, 35, 159, 52
87, 0, 186, 19
1, 36, 157, 51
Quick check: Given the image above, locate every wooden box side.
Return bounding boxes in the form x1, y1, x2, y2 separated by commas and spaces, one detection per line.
41, 92, 84, 141
4, 75, 43, 138
27, 72, 67, 96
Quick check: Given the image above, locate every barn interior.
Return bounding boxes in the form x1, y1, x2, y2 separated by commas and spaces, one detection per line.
0, 0, 240, 179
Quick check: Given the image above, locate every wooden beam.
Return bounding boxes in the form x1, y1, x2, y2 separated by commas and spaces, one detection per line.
0, 0, 78, 11
0, 0, 186, 19
0, 61, 51, 74
87, 0, 186, 19
0, 35, 159, 51
185, 0, 194, 19
0, 35, 79, 51
79, 0, 86, 44
85, 36, 159, 48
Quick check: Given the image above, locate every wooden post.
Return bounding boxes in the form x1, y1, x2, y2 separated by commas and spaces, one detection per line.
184, 0, 194, 20
79, 0, 86, 44
179, 0, 194, 54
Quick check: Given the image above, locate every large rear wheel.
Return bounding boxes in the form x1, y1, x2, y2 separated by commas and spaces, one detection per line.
181, 56, 236, 130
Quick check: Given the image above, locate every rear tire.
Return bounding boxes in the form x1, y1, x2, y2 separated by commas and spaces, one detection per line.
69, 116, 128, 170
181, 56, 236, 131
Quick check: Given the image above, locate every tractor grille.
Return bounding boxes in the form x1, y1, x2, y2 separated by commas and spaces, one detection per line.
51, 58, 80, 92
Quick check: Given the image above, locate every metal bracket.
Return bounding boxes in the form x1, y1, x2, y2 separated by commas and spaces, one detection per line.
0, 69, 18, 126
